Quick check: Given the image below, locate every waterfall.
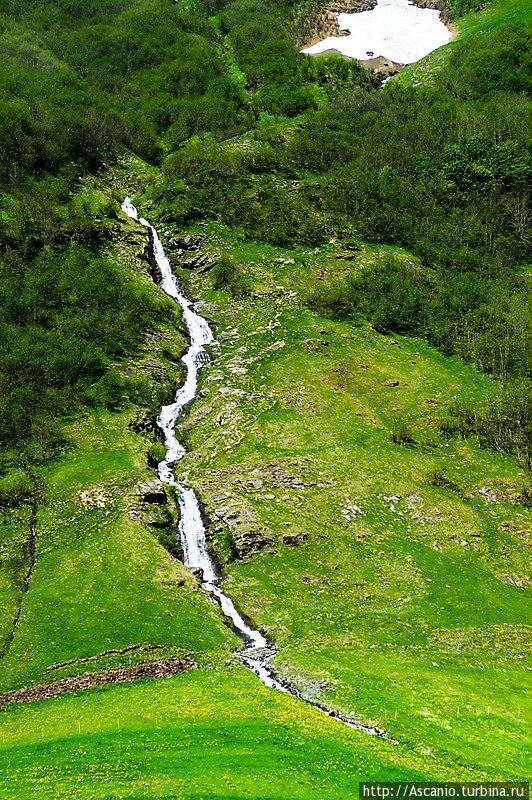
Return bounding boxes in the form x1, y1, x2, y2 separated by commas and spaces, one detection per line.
121, 197, 389, 739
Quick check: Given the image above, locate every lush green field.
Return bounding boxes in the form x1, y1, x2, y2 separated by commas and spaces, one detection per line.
0, 668, 493, 800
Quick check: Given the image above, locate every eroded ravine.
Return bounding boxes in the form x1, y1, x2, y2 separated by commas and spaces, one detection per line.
122, 197, 390, 739
0, 489, 38, 661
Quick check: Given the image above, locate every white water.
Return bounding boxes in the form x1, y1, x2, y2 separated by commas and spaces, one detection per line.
302, 0, 452, 65
121, 197, 387, 737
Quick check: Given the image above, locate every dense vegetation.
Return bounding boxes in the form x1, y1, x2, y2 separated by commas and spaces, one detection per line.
0, 0, 529, 489
157, 16, 531, 477
161, 19, 530, 360
0, 0, 375, 486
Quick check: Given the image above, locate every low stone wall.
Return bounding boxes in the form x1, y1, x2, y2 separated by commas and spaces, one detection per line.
0, 657, 194, 706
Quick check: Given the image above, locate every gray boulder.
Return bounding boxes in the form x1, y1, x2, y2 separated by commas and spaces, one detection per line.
168, 235, 201, 251
137, 479, 167, 504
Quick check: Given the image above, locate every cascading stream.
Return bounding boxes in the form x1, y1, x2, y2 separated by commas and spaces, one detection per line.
121, 197, 389, 739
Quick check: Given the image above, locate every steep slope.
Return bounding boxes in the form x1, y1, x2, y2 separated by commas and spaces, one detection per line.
0, 177, 236, 691
400, 0, 532, 86
128, 213, 530, 777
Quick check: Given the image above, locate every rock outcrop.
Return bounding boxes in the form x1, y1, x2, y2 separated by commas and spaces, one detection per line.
182, 253, 211, 272
208, 492, 271, 558
137, 479, 167, 504
167, 235, 201, 251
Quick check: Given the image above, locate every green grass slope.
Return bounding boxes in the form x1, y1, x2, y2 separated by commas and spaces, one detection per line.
2, 175, 528, 792
0, 669, 492, 800
399, 0, 532, 86
0, 199, 236, 692
142, 217, 531, 779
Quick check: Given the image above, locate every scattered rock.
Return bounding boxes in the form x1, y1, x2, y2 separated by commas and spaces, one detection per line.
209, 494, 271, 558
412, 506, 454, 526
331, 0, 376, 12
182, 253, 211, 272
407, 493, 422, 509
214, 402, 240, 427
282, 531, 308, 546
137, 479, 167, 504
383, 495, 401, 512
233, 526, 270, 558
383, 379, 400, 387
190, 567, 204, 581
467, 486, 497, 504
341, 497, 362, 521
242, 464, 309, 491
78, 487, 109, 509
168, 235, 201, 251
129, 412, 156, 434
274, 256, 295, 265
451, 535, 469, 547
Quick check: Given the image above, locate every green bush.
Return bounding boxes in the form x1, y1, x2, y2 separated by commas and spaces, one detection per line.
0, 470, 33, 509
390, 424, 416, 447
211, 256, 250, 296
443, 380, 532, 473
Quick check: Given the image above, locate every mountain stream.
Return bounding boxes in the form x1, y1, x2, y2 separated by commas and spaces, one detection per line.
122, 197, 389, 739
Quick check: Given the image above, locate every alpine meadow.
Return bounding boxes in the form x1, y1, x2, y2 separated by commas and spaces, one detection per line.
0, 0, 530, 797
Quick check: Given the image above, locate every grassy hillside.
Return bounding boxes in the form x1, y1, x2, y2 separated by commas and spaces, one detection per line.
0, 0, 530, 793
0, 407, 236, 690
0, 669, 497, 800
400, 0, 532, 86
0, 181, 236, 691
120, 211, 529, 778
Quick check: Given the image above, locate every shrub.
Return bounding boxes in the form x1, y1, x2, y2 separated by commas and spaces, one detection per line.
306, 278, 357, 321
430, 469, 459, 491
0, 470, 33, 508
390, 424, 416, 446
211, 256, 249, 296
